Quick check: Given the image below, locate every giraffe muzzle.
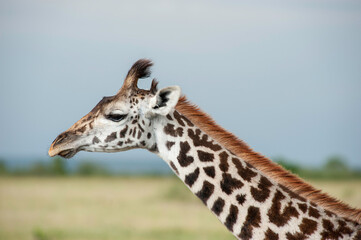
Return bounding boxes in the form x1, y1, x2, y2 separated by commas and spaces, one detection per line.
48, 131, 80, 158
48, 145, 77, 158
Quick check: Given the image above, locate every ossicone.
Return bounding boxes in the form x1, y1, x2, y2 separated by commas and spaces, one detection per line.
122, 59, 153, 90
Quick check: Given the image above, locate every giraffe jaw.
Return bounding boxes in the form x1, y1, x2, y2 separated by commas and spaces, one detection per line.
57, 149, 77, 158
49, 144, 134, 158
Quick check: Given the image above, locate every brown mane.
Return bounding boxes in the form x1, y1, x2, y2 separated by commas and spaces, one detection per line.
176, 96, 361, 223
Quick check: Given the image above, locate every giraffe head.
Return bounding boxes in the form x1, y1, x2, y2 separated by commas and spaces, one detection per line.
48, 59, 181, 158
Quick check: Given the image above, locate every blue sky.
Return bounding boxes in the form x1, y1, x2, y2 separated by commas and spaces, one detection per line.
0, 0, 360, 167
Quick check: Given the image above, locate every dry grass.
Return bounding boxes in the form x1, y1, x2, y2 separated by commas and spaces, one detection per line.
0, 177, 360, 240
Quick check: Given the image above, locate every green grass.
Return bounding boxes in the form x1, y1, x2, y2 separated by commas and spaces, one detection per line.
0, 177, 360, 240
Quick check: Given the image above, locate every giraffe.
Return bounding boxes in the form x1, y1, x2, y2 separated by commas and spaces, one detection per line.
48, 59, 361, 240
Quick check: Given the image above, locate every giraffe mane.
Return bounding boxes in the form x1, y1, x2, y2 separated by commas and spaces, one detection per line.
176, 96, 361, 224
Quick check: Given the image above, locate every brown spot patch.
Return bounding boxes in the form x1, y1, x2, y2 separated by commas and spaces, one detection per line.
188, 129, 222, 151
219, 151, 229, 172
184, 168, 200, 187
196, 181, 214, 205
203, 166, 215, 178
166, 141, 175, 150
197, 150, 214, 162
137, 130, 142, 139
321, 219, 353, 240
236, 194, 246, 205
164, 124, 183, 137
147, 132, 151, 139
104, 132, 117, 143
166, 114, 173, 120
211, 198, 225, 216
250, 176, 273, 202
232, 158, 257, 182
264, 228, 279, 240
298, 203, 307, 213
308, 206, 320, 219
92, 136, 100, 144
239, 206, 261, 240
177, 141, 194, 167
132, 128, 137, 138
325, 210, 336, 218
220, 173, 244, 195
286, 218, 318, 240
268, 190, 300, 227
299, 217, 318, 235
137, 123, 144, 132
173, 111, 194, 127
225, 204, 239, 232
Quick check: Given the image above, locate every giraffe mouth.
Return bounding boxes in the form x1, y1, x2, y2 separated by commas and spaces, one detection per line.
58, 149, 76, 158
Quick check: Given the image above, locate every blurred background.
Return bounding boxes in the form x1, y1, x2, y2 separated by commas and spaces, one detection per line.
0, 0, 360, 239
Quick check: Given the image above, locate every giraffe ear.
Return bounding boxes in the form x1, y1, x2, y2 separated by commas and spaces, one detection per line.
148, 86, 181, 116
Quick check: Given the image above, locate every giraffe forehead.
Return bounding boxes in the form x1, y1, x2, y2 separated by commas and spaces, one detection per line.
67, 87, 156, 139
87, 87, 154, 117
89, 96, 116, 114
73, 93, 153, 131
67, 97, 124, 133
129, 91, 152, 103
90, 95, 132, 116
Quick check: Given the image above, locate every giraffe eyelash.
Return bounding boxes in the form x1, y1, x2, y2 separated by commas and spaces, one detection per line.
105, 113, 128, 122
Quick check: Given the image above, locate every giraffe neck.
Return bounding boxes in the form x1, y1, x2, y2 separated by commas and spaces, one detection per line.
152, 110, 361, 240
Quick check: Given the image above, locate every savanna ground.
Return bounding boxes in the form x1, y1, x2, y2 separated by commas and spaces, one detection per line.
0, 177, 360, 240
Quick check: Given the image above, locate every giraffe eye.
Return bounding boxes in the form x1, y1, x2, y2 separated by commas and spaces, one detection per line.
106, 113, 127, 122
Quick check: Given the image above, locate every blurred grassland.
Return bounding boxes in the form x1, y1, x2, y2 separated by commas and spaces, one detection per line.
0, 177, 361, 240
